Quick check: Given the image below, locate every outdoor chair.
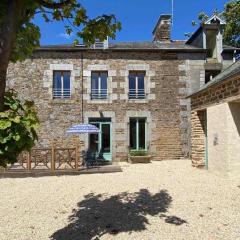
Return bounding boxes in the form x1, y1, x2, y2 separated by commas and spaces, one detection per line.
82, 150, 99, 168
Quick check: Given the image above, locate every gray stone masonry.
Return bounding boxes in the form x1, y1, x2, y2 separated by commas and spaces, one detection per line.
7, 50, 206, 162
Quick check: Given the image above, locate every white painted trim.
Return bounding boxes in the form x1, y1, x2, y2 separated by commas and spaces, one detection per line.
205, 15, 226, 25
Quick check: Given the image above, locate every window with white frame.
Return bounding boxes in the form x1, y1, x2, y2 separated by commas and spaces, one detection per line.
130, 118, 146, 150
91, 71, 108, 100
128, 71, 145, 99
53, 71, 71, 99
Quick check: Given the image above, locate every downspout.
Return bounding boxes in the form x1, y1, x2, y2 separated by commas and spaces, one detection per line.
204, 111, 208, 170
81, 53, 84, 123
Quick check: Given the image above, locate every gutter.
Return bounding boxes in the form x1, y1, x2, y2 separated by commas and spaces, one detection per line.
34, 47, 206, 53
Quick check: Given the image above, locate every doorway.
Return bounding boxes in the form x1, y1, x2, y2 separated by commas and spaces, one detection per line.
89, 118, 112, 161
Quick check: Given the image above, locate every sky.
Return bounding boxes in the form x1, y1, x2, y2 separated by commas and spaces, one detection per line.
33, 0, 230, 45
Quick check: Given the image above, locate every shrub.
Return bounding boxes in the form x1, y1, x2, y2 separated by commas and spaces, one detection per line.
0, 90, 39, 167
130, 150, 147, 156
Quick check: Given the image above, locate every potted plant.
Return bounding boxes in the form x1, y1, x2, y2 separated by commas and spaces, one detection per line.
128, 149, 151, 164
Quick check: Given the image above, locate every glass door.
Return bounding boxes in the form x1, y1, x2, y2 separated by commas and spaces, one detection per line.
89, 120, 112, 161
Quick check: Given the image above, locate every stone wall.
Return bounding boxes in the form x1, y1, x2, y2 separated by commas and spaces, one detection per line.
191, 110, 206, 167
6, 50, 200, 162
191, 74, 240, 110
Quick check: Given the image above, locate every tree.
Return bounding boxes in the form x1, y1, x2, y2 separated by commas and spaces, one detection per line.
190, 0, 240, 47
223, 0, 240, 48
0, 90, 39, 167
0, 0, 121, 111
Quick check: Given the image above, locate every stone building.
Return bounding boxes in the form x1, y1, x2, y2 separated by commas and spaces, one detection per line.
189, 61, 240, 177
6, 14, 238, 163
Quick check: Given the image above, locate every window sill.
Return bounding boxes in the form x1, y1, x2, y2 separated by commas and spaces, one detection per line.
88, 99, 112, 104
49, 99, 75, 104
127, 99, 149, 103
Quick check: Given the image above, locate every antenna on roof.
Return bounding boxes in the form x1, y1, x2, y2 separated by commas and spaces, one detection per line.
171, 0, 174, 26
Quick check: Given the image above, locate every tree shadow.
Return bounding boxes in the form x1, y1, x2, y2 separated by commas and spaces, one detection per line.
51, 189, 187, 240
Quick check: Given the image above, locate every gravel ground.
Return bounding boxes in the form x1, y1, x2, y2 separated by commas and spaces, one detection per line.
0, 160, 239, 240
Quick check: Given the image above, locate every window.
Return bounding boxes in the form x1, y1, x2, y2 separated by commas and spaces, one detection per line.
205, 70, 220, 84
53, 71, 71, 99
129, 71, 145, 99
91, 72, 108, 100
130, 118, 146, 150
206, 29, 218, 59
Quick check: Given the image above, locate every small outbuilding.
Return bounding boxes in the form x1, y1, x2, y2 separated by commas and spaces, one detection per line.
189, 61, 240, 178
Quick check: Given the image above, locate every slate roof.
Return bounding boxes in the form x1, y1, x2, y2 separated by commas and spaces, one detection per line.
36, 41, 205, 52
189, 61, 240, 97
36, 41, 238, 52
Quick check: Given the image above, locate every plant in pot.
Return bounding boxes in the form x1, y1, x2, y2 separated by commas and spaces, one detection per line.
128, 149, 151, 164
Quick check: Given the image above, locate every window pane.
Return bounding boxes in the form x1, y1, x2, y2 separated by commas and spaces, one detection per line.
91, 73, 99, 90
130, 119, 137, 149
102, 124, 110, 153
53, 71, 61, 89
100, 72, 108, 90
63, 71, 70, 90
89, 123, 99, 153
138, 74, 145, 90
53, 71, 62, 98
129, 74, 136, 90
138, 118, 146, 149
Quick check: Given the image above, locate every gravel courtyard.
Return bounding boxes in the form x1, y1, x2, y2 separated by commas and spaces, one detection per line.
0, 160, 239, 240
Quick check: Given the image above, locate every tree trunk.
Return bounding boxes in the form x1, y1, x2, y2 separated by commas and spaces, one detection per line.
0, 0, 24, 111
0, 69, 7, 111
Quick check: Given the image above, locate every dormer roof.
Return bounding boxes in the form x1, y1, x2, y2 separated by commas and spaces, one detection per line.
186, 14, 226, 45
204, 14, 226, 25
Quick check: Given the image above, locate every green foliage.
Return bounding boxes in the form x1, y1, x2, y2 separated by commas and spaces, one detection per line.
198, 12, 209, 23
223, 0, 240, 47
0, 90, 39, 167
0, 0, 121, 63
191, 0, 240, 47
130, 150, 148, 156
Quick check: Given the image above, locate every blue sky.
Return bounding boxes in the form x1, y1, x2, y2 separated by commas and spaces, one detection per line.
34, 0, 229, 45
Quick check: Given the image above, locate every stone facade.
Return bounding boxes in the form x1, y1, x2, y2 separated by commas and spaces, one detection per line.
7, 50, 202, 162
6, 13, 238, 164
190, 110, 206, 167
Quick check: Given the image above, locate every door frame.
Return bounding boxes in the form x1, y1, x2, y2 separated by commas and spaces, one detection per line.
89, 119, 112, 161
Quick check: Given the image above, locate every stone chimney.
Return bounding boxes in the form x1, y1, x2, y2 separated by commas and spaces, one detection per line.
153, 14, 172, 42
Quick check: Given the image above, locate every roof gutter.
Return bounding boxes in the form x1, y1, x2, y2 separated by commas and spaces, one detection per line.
34, 47, 206, 53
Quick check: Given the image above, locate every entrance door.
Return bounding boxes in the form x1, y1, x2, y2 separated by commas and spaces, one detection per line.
89, 120, 112, 161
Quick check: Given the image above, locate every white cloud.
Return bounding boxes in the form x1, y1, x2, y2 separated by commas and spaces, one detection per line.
58, 32, 74, 40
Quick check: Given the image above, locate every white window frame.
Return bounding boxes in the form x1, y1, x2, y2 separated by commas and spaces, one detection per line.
91, 71, 108, 100
129, 117, 147, 150
128, 71, 146, 100
53, 70, 71, 99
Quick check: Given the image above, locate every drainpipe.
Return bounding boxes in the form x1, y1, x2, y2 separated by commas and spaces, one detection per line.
81, 53, 84, 123
204, 113, 208, 170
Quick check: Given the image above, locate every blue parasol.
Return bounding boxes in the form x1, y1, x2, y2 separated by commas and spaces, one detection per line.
66, 124, 100, 134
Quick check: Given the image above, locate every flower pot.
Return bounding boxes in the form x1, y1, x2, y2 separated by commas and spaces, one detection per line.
128, 155, 151, 164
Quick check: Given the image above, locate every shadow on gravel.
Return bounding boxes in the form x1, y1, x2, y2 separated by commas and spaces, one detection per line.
51, 189, 187, 240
